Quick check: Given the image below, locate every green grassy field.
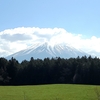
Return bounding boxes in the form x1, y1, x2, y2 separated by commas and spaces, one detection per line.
0, 84, 99, 100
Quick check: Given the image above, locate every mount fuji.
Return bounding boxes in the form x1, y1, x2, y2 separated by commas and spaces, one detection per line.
6, 42, 89, 62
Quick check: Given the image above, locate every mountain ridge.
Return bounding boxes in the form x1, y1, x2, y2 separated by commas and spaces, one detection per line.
6, 42, 89, 62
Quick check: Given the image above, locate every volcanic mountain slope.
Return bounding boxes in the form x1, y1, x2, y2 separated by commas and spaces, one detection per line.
6, 42, 89, 62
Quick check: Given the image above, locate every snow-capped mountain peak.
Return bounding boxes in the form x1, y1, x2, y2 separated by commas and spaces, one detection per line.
6, 42, 89, 62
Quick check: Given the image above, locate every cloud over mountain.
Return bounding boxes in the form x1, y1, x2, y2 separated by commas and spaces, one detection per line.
0, 27, 100, 57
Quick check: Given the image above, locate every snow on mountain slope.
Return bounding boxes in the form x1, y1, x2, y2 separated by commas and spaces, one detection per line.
6, 42, 89, 62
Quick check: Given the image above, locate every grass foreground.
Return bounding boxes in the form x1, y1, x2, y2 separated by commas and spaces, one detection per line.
0, 84, 100, 100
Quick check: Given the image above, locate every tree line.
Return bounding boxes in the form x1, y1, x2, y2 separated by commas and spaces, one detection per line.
0, 56, 100, 85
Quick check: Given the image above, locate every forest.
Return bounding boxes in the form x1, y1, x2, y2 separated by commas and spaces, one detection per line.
0, 56, 100, 85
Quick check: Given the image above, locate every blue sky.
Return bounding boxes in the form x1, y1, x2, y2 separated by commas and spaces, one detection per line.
0, 0, 100, 37
0, 0, 100, 57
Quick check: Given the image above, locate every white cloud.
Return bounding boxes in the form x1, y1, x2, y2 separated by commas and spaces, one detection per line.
0, 27, 100, 57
